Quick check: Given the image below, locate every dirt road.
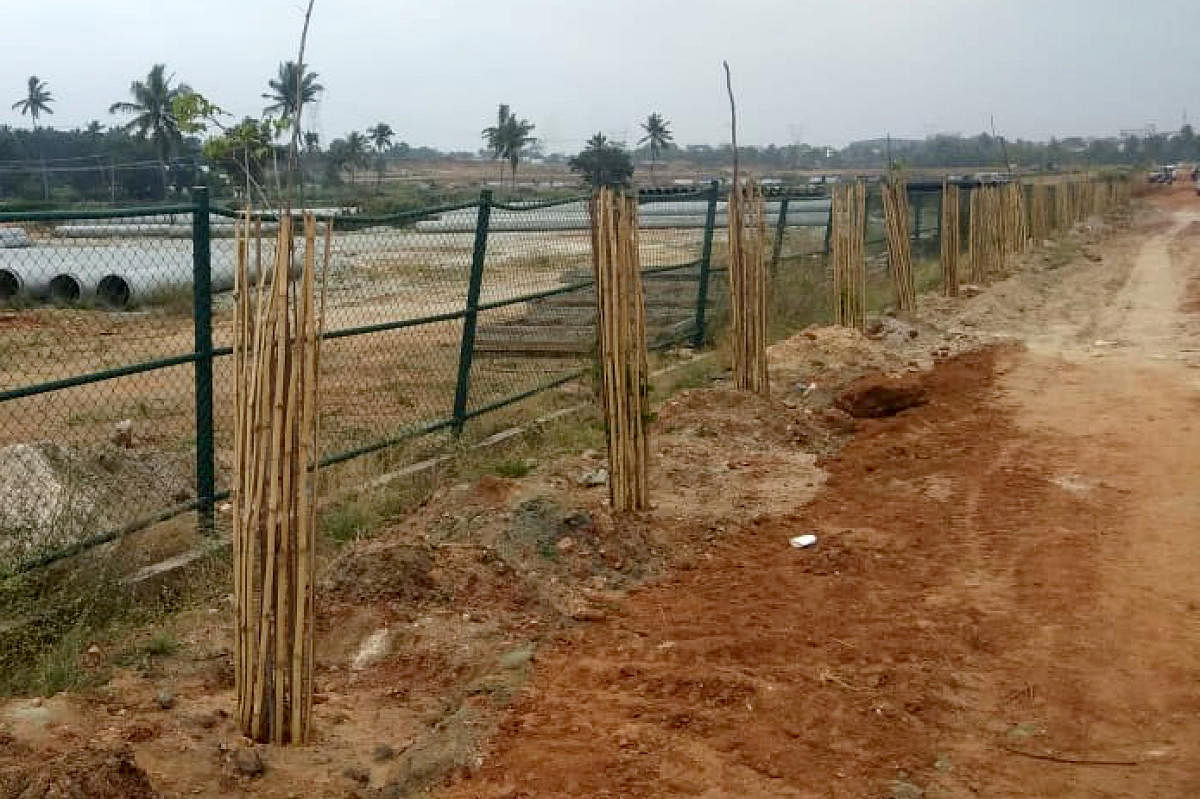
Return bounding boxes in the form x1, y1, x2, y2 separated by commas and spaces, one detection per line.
440, 206, 1200, 797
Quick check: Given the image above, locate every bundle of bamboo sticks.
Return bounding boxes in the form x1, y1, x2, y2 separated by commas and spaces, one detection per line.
831, 180, 866, 329
1055, 179, 1078, 228
727, 179, 769, 394
882, 176, 916, 312
968, 185, 1001, 281
233, 210, 328, 744
999, 181, 1028, 257
1030, 183, 1052, 243
940, 181, 961, 297
591, 188, 649, 512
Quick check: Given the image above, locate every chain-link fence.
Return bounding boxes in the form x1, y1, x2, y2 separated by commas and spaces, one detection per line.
1, 180, 963, 577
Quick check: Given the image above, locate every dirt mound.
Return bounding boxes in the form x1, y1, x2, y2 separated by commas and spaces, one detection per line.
655, 387, 817, 447
324, 541, 435, 602
0, 744, 158, 798
836, 374, 927, 418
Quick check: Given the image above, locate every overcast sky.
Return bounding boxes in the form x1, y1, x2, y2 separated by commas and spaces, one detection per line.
3, 0, 1199, 152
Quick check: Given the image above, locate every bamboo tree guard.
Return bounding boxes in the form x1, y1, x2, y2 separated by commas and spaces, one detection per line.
882, 176, 916, 312
831, 181, 867, 329
1055, 179, 1076, 228
940, 182, 960, 297
1030, 183, 1052, 243
727, 179, 770, 393
233, 210, 328, 744
591, 188, 649, 512
999, 181, 1028, 257
968, 185, 1001, 281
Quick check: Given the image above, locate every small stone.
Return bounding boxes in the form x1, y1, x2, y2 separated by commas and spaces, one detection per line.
342, 765, 370, 785
578, 468, 608, 487
113, 419, 134, 448
555, 536, 575, 553
30, 697, 43, 708
232, 747, 265, 778
372, 743, 396, 762
890, 779, 924, 799
155, 689, 176, 710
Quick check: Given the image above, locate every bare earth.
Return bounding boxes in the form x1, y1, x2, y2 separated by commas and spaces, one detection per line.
436, 191, 1200, 798
5, 186, 1200, 798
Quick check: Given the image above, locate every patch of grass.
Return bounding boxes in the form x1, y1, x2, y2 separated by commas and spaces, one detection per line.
321, 500, 378, 543
144, 629, 180, 656
34, 629, 107, 697
491, 457, 533, 478
139, 285, 194, 316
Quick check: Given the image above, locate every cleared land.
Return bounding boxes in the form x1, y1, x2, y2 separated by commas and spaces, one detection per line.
3, 184, 1197, 797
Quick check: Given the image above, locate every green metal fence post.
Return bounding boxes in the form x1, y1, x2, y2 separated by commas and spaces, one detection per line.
452, 189, 492, 434
191, 186, 215, 532
692, 180, 719, 349
770, 196, 789, 276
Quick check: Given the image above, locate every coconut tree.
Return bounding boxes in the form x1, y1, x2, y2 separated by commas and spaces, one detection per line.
367, 122, 394, 187
12, 76, 55, 199
638, 112, 674, 186
12, 76, 54, 124
108, 64, 191, 197
481, 103, 536, 187
262, 61, 323, 136
343, 131, 370, 185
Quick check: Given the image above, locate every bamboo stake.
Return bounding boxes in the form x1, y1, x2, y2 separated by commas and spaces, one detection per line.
727, 179, 769, 393
940, 182, 960, 297
234, 210, 323, 744
591, 189, 648, 512
831, 181, 867, 328
883, 175, 915, 312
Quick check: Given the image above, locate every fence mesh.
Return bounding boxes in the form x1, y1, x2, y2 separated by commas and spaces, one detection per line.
0, 210, 202, 573
0, 180, 1030, 576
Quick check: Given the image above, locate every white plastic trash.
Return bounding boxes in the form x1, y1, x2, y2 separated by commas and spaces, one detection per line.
789, 534, 818, 549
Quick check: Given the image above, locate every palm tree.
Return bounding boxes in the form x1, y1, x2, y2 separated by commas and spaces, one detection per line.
12, 76, 54, 124
12, 76, 55, 199
481, 103, 536, 187
343, 131, 369, 185
109, 64, 191, 197
367, 122, 394, 188
638, 112, 674, 186
262, 61, 323, 135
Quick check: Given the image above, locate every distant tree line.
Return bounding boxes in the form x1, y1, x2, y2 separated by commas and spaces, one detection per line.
4, 63, 1196, 207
